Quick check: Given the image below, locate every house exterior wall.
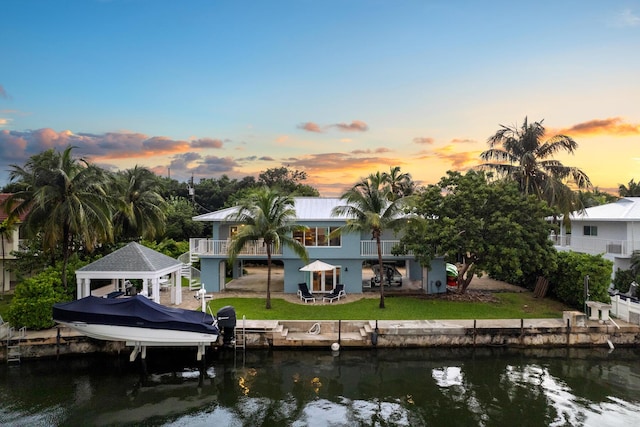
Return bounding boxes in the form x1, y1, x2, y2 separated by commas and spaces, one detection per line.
1, 228, 20, 292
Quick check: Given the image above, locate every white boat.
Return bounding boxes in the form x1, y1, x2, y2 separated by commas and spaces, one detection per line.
53, 295, 226, 360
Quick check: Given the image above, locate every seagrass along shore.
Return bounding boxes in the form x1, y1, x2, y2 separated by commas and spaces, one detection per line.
2, 314, 640, 362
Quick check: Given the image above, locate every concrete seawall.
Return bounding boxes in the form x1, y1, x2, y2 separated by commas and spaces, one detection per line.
2, 316, 639, 362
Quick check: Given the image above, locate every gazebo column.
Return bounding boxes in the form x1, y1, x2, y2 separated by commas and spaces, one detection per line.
175, 271, 182, 305
151, 278, 160, 304
76, 277, 91, 299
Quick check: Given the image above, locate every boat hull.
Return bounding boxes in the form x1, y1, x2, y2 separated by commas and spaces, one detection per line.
57, 321, 219, 345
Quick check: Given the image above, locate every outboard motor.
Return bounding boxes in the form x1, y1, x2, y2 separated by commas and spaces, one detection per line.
216, 305, 237, 346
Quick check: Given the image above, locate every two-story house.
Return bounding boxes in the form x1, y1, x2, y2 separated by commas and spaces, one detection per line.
552, 197, 640, 274
190, 197, 446, 295
1, 193, 26, 294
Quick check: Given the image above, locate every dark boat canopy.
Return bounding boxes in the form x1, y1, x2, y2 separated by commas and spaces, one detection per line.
53, 295, 218, 334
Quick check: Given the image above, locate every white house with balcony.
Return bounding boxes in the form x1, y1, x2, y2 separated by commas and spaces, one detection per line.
1, 193, 26, 294
190, 197, 444, 296
552, 197, 640, 273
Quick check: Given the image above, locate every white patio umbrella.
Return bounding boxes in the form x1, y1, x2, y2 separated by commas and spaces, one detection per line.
299, 260, 336, 272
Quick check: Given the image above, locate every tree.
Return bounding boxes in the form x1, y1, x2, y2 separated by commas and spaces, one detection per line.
258, 167, 320, 196
480, 117, 591, 213
383, 166, 415, 199
164, 196, 204, 241
226, 187, 308, 309
619, 179, 640, 197
112, 166, 167, 242
332, 172, 408, 308
5, 146, 113, 290
576, 188, 618, 209
399, 170, 557, 293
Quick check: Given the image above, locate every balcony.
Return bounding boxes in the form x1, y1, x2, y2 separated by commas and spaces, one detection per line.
550, 234, 640, 257
190, 239, 407, 258
190, 239, 282, 257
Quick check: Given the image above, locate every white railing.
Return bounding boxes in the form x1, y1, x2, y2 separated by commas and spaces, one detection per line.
610, 295, 640, 325
565, 237, 640, 256
190, 238, 408, 258
549, 234, 571, 247
549, 234, 640, 256
189, 239, 282, 257
360, 240, 408, 257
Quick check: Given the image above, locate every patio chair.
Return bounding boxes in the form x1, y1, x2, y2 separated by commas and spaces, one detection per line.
323, 284, 346, 303
297, 283, 316, 303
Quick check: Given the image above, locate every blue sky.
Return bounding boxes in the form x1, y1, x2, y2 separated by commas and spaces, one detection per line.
2, 0, 640, 196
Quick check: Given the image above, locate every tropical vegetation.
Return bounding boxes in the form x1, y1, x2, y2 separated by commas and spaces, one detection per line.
3, 147, 113, 290
332, 167, 412, 308
479, 117, 592, 216
548, 251, 612, 309
225, 187, 309, 309
399, 170, 557, 293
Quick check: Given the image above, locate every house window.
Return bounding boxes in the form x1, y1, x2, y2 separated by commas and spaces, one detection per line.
584, 226, 598, 236
293, 227, 342, 247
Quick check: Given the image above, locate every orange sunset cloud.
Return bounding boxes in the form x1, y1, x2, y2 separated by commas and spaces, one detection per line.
555, 117, 640, 137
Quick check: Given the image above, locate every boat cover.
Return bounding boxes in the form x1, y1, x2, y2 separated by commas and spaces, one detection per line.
53, 295, 218, 334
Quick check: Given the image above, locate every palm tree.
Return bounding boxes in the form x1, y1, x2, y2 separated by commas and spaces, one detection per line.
480, 117, 591, 212
383, 166, 415, 200
226, 187, 308, 309
5, 146, 113, 289
112, 166, 167, 242
619, 179, 640, 197
332, 173, 406, 308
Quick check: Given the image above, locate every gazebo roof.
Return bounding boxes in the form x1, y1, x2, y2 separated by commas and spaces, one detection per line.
76, 242, 181, 279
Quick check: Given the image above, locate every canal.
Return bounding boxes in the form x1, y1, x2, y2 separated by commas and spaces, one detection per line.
1, 347, 639, 426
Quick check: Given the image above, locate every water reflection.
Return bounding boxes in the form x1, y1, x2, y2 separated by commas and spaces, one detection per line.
1, 347, 639, 426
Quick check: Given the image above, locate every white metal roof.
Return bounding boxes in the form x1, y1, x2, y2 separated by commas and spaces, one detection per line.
570, 197, 640, 222
193, 197, 350, 222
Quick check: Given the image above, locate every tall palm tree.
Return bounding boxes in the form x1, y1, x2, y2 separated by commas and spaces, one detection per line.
480, 117, 591, 212
383, 166, 415, 200
332, 173, 406, 309
112, 166, 167, 242
226, 187, 308, 309
5, 146, 113, 289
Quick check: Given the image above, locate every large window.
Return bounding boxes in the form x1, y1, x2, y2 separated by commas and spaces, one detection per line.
294, 227, 341, 247
583, 225, 598, 236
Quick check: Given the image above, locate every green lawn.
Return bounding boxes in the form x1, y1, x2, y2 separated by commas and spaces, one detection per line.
208, 292, 568, 321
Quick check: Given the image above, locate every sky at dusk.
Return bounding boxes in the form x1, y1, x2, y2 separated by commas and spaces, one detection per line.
2, 0, 640, 196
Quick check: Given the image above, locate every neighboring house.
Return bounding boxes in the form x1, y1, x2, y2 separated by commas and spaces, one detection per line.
191, 197, 446, 295
552, 197, 640, 273
0, 194, 27, 293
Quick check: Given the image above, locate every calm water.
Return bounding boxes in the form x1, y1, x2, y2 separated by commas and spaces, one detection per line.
1, 347, 639, 426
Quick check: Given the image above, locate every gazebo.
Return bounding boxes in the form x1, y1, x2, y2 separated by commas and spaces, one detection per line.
75, 242, 183, 305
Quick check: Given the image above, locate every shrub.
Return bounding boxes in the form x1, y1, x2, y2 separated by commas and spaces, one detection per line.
7, 267, 73, 330
612, 268, 638, 293
548, 251, 612, 309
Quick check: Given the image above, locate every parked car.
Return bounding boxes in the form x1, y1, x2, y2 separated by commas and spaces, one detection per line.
370, 264, 402, 287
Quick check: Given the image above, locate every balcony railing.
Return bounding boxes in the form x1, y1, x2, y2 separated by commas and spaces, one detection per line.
360, 240, 409, 257
190, 238, 407, 258
550, 234, 640, 256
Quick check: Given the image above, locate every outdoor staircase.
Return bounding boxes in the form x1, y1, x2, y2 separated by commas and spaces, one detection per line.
272, 321, 370, 347
178, 252, 202, 291
5, 325, 26, 363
